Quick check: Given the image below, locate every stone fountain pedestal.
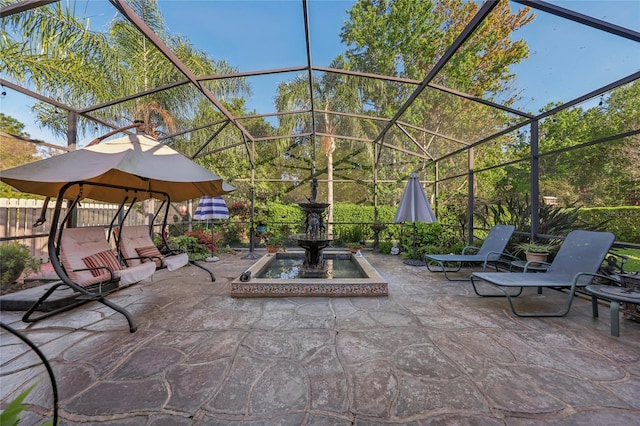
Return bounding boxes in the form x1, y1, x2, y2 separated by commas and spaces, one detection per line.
294, 234, 332, 277
295, 201, 331, 277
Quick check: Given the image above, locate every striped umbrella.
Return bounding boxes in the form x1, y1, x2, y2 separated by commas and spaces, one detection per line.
193, 196, 229, 260
194, 196, 229, 220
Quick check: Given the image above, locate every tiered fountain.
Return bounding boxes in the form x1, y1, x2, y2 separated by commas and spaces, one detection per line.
231, 178, 387, 297
293, 179, 332, 277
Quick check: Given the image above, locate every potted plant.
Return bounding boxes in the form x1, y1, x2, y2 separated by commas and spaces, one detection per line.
513, 240, 558, 265
345, 225, 364, 253
0, 243, 41, 289
265, 233, 285, 253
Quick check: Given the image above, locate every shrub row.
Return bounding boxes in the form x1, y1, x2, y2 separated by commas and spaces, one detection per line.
579, 206, 640, 244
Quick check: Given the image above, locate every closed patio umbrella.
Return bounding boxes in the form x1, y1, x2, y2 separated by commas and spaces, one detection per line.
394, 172, 437, 266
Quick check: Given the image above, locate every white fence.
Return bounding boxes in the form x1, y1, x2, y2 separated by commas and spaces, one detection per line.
0, 198, 152, 262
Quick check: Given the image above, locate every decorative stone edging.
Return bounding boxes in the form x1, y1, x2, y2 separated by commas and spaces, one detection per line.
231, 282, 388, 297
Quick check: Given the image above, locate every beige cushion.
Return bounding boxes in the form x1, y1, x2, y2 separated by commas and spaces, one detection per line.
60, 227, 120, 287
163, 252, 189, 271
60, 227, 156, 288
120, 225, 188, 271
120, 225, 155, 267
119, 261, 156, 285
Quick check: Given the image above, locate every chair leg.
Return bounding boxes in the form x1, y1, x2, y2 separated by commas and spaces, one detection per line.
22, 280, 137, 333
506, 286, 577, 317
22, 282, 87, 324
591, 295, 599, 318
609, 300, 620, 337
426, 260, 469, 281
190, 260, 216, 282
99, 298, 137, 333
470, 277, 523, 297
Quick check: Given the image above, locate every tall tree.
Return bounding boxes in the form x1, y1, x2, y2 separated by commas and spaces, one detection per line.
275, 56, 376, 233
1, 0, 247, 142
341, 0, 534, 205
0, 115, 40, 197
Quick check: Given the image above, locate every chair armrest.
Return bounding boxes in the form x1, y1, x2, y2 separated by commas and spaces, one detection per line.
572, 272, 620, 289
124, 255, 163, 263
73, 266, 117, 282
522, 260, 551, 272
480, 251, 517, 271
159, 247, 185, 256
462, 246, 480, 255
483, 251, 518, 262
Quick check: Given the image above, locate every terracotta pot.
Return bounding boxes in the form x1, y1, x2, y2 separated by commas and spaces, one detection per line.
349, 246, 362, 254
525, 251, 548, 266
266, 245, 281, 253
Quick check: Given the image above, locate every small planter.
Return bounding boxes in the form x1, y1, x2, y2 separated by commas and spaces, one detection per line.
266, 245, 281, 253
525, 251, 548, 266
348, 246, 362, 254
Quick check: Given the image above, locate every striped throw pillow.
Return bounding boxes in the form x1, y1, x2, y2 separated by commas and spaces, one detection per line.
135, 246, 163, 268
82, 250, 122, 277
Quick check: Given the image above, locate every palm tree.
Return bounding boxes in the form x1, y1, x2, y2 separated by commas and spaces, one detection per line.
1, 0, 247, 141
275, 56, 376, 234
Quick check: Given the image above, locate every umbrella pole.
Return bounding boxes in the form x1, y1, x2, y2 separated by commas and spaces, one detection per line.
404, 221, 426, 266
413, 222, 417, 259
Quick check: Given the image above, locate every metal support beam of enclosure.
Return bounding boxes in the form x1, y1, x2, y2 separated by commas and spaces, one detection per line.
530, 120, 540, 241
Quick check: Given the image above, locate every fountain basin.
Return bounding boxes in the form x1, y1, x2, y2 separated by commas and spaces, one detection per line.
231, 250, 388, 297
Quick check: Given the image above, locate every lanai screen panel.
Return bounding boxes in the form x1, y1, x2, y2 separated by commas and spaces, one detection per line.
212, 71, 313, 121
506, 0, 640, 114
397, 85, 527, 160
538, 132, 639, 208
474, 132, 521, 170
379, 126, 432, 174
152, 0, 308, 73
435, 1, 640, 116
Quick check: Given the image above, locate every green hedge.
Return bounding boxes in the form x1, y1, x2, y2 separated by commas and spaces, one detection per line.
258, 202, 640, 245
579, 206, 640, 244
263, 202, 398, 243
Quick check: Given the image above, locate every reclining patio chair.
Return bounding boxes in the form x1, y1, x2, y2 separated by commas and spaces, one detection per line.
118, 225, 215, 281
23, 227, 156, 332
470, 230, 616, 317
425, 224, 516, 281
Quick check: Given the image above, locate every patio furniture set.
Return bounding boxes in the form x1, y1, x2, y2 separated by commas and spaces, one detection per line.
424, 225, 640, 336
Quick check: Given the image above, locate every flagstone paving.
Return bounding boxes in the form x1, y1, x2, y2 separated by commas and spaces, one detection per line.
2, 251, 640, 425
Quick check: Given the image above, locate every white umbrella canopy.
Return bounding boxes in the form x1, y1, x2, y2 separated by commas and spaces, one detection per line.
193, 196, 230, 220
0, 133, 234, 203
394, 172, 436, 265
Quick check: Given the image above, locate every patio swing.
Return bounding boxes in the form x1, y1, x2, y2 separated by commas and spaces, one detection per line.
1, 131, 234, 332
23, 181, 214, 333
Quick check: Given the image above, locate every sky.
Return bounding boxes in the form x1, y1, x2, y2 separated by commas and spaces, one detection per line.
1, 0, 639, 148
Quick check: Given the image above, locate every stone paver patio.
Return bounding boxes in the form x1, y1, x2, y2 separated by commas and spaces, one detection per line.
1, 251, 640, 425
